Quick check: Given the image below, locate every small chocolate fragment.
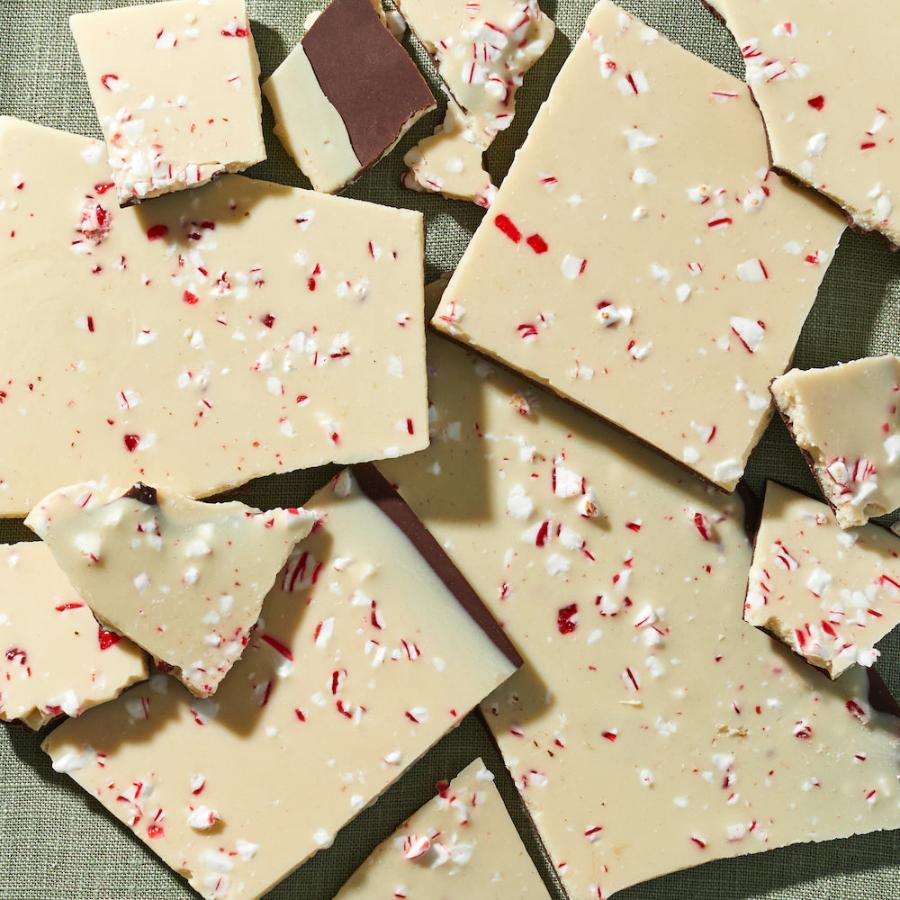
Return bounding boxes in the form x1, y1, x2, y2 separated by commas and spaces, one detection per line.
302, 0, 435, 169
123, 482, 158, 506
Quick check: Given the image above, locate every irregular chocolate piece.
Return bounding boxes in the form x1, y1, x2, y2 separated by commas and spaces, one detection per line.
431, 0, 846, 490
708, 0, 900, 246
26, 482, 316, 697
335, 759, 550, 898
746, 481, 900, 678
42, 469, 518, 900
0, 542, 147, 730
771, 356, 900, 527
379, 279, 900, 899
265, 0, 435, 193
397, 0, 555, 206
71, 0, 266, 206
0, 117, 428, 517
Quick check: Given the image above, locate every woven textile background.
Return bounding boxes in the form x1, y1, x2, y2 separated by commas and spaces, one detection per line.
0, 0, 897, 897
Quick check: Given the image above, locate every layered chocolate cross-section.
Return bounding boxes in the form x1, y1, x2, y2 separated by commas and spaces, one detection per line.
265, 0, 435, 193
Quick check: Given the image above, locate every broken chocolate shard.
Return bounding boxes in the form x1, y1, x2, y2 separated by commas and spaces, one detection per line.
122, 482, 158, 506
352, 463, 523, 668
302, 0, 435, 169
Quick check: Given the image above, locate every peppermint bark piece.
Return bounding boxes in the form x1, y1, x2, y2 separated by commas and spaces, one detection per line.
263, 0, 435, 194
746, 482, 900, 678
0, 543, 147, 730
27, 483, 316, 698
71, 0, 265, 206
335, 759, 550, 899
432, 0, 846, 490
0, 118, 427, 517
398, 0, 554, 206
378, 283, 900, 899
707, 0, 900, 246
42, 469, 519, 900
771, 357, 900, 527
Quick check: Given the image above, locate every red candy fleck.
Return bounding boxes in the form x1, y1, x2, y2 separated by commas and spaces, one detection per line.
98, 627, 122, 650
494, 213, 522, 243
846, 699, 868, 723
260, 313, 276, 329
526, 233, 549, 254
693, 512, 712, 541
260, 634, 293, 661
807, 95, 826, 111
146, 224, 169, 241
123, 434, 140, 453
183, 290, 199, 305
557, 603, 579, 634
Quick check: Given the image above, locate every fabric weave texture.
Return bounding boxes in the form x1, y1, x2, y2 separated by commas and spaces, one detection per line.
0, 1, 897, 897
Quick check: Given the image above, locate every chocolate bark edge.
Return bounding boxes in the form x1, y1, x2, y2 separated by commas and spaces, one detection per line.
352, 463, 523, 668
749, 480, 900, 710
302, 0, 435, 170
428, 321, 750, 497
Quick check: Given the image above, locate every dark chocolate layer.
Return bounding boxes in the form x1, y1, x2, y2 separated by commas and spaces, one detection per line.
123, 483, 158, 506
303, 0, 435, 169
352, 463, 523, 668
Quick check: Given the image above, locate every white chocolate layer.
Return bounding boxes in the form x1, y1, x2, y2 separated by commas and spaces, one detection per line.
379, 279, 900, 899
746, 482, 900, 678
27, 484, 315, 698
335, 759, 550, 898
0, 118, 428, 517
709, 0, 900, 246
772, 356, 900, 527
432, 1, 846, 489
72, 0, 266, 205
42, 471, 517, 900
264, 43, 362, 194
0, 542, 147, 730
398, 0, 554, 204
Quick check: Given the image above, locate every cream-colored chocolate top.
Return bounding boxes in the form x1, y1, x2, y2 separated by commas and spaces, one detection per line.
0, 117, 427, 517
403, 101, 497, 208
335, 759, 550, 899
396, 0, 553, 140
432, 0, 845, 490
42, 471, 516, 900
71, 0, 265, 205
0, 542, 147, 730
708, 0, 900, 246
397, 0, 554, 204
379, 283, 900, 898
772, 357, 900, 528
27, 483, 315, 698
746, 482, 900, 678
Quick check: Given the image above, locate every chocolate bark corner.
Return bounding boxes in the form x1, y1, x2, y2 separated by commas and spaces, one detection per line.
352, 463, 523, 668
303, 0, 435, 169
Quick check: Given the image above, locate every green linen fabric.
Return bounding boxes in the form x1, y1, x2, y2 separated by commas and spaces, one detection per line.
0, 1, 897, 897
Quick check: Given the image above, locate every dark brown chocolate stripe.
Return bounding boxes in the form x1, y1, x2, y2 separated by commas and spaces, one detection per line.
302, 0, 435, 169
352, 463, 523, 668
123, 483, 158, 506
